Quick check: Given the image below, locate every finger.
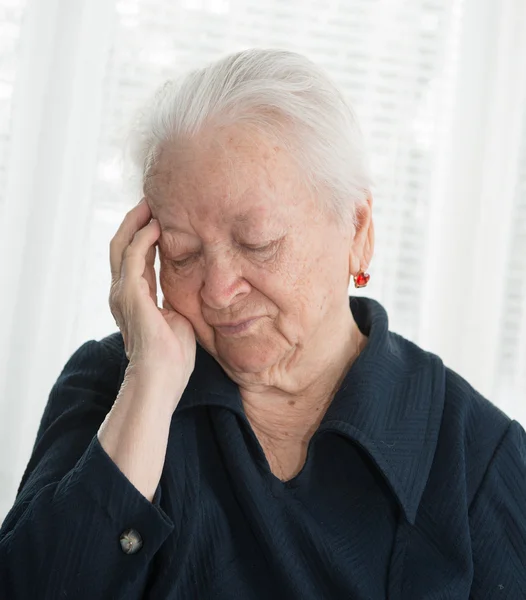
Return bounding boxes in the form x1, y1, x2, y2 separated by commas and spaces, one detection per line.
121, 219, 161, 280
143, 243, 158, 306
109, 198, 152, 281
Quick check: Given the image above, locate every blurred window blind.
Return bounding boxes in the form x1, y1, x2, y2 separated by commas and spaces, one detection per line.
0, 0, 27, 210
495, 113, 526, 419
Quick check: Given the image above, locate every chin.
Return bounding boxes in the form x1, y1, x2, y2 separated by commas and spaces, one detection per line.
214, 338, 282, 375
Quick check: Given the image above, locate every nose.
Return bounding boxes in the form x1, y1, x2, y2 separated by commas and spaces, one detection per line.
200, 253, 251, 310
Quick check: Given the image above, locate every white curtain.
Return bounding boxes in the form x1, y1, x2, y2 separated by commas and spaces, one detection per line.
0, 0, 525, 522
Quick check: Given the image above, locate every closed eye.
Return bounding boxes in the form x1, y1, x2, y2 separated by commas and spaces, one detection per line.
170, 254, 198, 269
242, 237, 283, 254
244, 242, 275, 252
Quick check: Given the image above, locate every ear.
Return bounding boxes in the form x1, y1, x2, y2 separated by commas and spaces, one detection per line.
349, 193, 375, 276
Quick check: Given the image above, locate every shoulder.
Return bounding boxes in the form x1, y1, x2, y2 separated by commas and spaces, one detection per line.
440, 364, 514, 501
442, 365, 511, 442
58, 331, 126, 381
42, 331, 126, 427
393, 330, 513, 447
388, 329, 515, 500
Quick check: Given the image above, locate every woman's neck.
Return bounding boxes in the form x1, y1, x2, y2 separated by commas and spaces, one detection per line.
240, 312, 367, 444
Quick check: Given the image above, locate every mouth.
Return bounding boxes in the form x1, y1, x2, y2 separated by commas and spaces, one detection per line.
214, 317, 261, 336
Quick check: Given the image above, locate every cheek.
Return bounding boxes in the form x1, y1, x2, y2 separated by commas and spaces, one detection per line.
277, 241, 339, 316
159, 267, 202, 317
251, 252, 313, 313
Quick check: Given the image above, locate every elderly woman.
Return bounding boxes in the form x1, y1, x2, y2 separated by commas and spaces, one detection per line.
1, 49, 525, 600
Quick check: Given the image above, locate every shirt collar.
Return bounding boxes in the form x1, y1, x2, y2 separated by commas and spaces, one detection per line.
156, 296, 445, 525
319, 296, 446, 525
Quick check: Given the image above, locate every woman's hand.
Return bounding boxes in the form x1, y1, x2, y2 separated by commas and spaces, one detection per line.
109, 197, 196, 385
97, 198, 194, 496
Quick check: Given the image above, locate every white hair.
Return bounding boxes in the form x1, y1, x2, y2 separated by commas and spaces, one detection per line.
126, 48, 374, 227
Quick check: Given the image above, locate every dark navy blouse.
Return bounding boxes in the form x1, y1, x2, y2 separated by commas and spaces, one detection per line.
1, 296, 525, 599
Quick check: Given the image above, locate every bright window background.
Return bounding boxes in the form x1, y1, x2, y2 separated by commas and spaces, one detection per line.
0, 0, 27, 209
0, 0, 525, 522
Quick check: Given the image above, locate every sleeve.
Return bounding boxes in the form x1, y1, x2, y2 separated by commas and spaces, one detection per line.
0, 336, 175, 600
469, 419, 526, 598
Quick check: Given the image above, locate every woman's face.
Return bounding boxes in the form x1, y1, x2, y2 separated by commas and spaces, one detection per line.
147, 125, 355, 376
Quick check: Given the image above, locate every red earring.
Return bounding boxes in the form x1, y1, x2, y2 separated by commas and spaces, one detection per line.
353, 270, 370, 288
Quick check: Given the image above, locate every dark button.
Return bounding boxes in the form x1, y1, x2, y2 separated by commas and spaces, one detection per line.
119, 528, 143, 554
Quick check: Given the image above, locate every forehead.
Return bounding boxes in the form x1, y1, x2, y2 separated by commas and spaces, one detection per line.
144, 125, 303, 219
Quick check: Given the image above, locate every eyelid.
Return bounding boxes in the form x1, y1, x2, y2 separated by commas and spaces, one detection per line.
170, 253, 198, 268
243, 238, 281, 251
169, 238, 282, 266
244, 242, 274, 251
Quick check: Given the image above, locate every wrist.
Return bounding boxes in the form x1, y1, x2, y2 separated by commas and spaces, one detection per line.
124, 361, 189, 410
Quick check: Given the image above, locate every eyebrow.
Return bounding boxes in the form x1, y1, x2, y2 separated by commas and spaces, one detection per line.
160, 210, 255, 234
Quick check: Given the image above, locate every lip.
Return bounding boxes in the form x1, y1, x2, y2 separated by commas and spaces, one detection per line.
213, 317, 261, 336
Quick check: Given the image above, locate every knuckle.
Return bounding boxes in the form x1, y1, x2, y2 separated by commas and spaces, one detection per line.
108, 296, 121, 316
109, 278, 121, 295
124, 205, 136, 219
109, 286, 126, 310
109, 235, 120, 251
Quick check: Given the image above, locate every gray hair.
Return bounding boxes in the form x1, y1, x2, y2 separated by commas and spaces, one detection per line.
126, 48, 374, 227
